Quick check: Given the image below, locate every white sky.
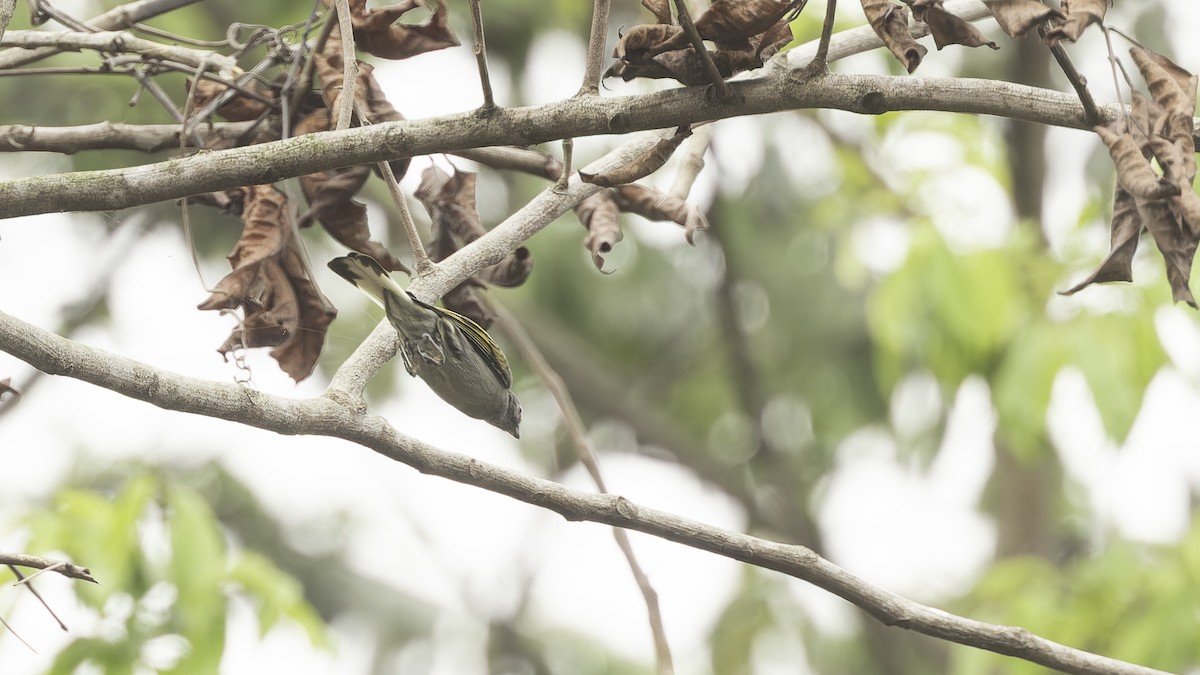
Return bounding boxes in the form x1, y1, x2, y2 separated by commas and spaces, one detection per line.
2, 3, 1200, 674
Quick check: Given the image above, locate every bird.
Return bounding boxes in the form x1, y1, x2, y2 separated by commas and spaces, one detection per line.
328, 252, 522, 438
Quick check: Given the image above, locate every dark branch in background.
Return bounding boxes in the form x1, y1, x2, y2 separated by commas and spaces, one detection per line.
0, 308, 1173, 675
0, 0, 205, 69
467, 0, 494, 109
577, 0, 611, 96
489, 302, 675, 675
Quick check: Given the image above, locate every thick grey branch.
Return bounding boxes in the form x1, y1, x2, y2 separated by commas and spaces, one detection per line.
0, 308, 1171, 675
0, 73, 1143, 221
0, 30, 237, 71
0, 0, 14, 43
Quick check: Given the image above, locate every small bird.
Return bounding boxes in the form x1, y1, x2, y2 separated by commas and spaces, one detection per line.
328, 252, 522, 438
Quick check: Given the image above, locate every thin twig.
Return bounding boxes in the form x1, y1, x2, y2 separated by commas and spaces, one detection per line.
671, 0, 732, 100
577, 0, 611, 96
7, 566, 67, 632
0, 553, 98, 584
286, 3, 338, 136
0, 613, 34, 653
488, 302, 675, 675
332, 0, 358, 131
467, 0, 494, 109
0, 29, 237, 71
354, 99, 433, 275
811, 0, 835, 73
1040, 25, 1100, 127
554, 138, 573, 192
1099, 25, 1130, 126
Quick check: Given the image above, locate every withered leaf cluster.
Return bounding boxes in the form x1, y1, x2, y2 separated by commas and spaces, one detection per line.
861, 0, 997, 74
192, 0, 462, 381
606, 0, 805, 85
415, 167, 534, 327
982, 0, 1107, 44
576, 184, 711, 270
197, 185, 338, 380
1063, 48, 1200, 307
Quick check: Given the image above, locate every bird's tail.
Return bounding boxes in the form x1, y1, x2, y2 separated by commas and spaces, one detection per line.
328, 253, 422, 319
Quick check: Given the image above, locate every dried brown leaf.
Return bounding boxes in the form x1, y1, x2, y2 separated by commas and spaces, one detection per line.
198, 185, 337, 381
575, 190, 623, 271
1060, 187, 1141, 294
754, 17, 797, 61
611, 183, 710, 245
982, 0, 1064, 38
1045, 0, 1107, 43
612, 24, 690, 63
861, 0, 927, 73
1094, 122, 1179, 201
1138, 195, 1198, 307
695, 0, 806, 51
415, 167, 532, 321
1130, 47, 1198, 120
186, 77, 273, 123
580, 126, 692, 187
907, 1, 999, 50
335, 0, 460, 60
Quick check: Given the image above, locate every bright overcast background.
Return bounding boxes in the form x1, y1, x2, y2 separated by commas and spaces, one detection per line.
3, 1, 1200, 674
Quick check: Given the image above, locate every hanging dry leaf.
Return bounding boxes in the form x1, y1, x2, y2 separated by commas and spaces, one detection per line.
695, 0, 806, 51
612, 24, 690, 63
330, 0, 460, 60
982, 0, 1064, 38
1060, 187, 1141, 295
312, 45, 410, 178
906, 0, 999, 50
185, 77, 274, 123
860, 0, 926, 73
414, 166, 533, 324
1045, 0, 1107, 44
755, 17, 797, 61
197, 185, 337, 380
580, 126, 692, 187
575, 190, 623, 271
1138, 195, 1198, 307
612, 183, 710, 245
1094, 121, 1179, 201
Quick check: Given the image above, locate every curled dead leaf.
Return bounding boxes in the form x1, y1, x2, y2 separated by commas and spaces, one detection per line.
1060, 187, 1141, 295
695, 0, 806, 51
1045, 0, 1106, 43
1094, 122, 1179, 201
328, 0, 460, 60
612, 183, 710, 245
575, 190, 623, 272
1138, 195, 1198, 307
580, 126, 692, 187
185, 77, 274, 123
861, 0, 926, 73
198, 185, 337, 381
907, 1, 999, 51
982, 0, 1064, 39
612, 24, 690, 63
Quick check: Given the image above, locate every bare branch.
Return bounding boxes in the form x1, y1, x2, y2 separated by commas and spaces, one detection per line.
332, 0, 358, 131
0, 29, 237, 71
0, 553, 98, 584
0, 309, 1174, 675
467, 0, 495, 108
0, 0, 15, 43
8, 566, 67, 632
0, 0, 205, 69
577, 0, 612, 96
0, 73, 1156, 220
671, 0, 733, 100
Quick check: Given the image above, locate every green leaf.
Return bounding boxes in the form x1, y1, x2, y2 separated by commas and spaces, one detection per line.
164, 484, 228, 675
228, 550, 330, 648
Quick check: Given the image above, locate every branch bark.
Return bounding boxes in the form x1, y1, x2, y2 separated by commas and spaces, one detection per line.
0, 553, 98, 584
0, 72, 1154, 221
0, 307, 1171, 675
0, 29, 237, 71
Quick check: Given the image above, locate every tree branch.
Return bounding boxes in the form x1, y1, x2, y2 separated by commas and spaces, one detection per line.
0, 553, 98, 584
0, 29, 235, 71
0, 71, 1154, 221
0, 0, 205, 69
0, 308, 1171, 675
